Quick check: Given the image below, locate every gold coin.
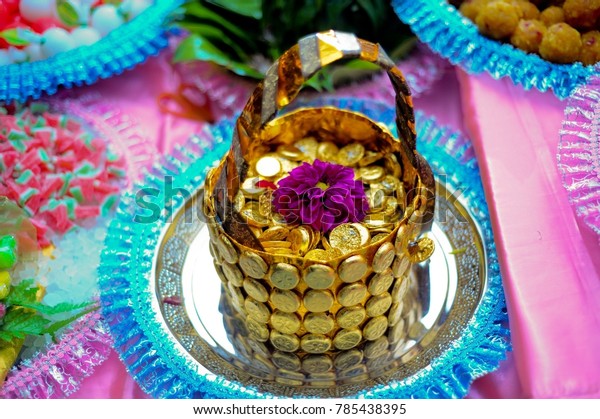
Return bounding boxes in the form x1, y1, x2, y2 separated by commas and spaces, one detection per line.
233, 191, 245, 212
338, 143, 365, 166
338, 255, 368, 283
321, 236, 331, 250
363, 213, 394, 229
395, 224, 414, 255
239, 251, 268, 279
391, 277, 410, 303
255, 155, 282, 178
241, 177, 266, 197
407, 237, 435, 263
364, 336, 389, 359
264, 248, 295, 255
380, 175, 401, 193
227, 282, 245, 310
309, 228, 322, 250
258, 190, 274, 219
384, 154, 402, 178
275, 376, 304, 387
272, 351, 301, 371
336, 306, 366, 329
300, 334, 332, 354
277, 145, 304, 161
358, 151, 383, 167
250, 226, 263, 238
271, 289, 301, 313
253, 354, 275, 373
337, 283, 368, 307
373, 242, 395, 273
388, 302, 404, 327
365, 293, 393, 317
222, 262, 244, 287
305, 248, 335, 262
271, 310, 301, 334
303, 264, 335, 289
260, 226, 289, 241
329, 223, 362, 254
246, 317, 269, 342
333, 328, 362, 350
303, 289, 334, 313
277, 369, 305, 381
269, 263, 300, 290
216, 235, 238, 264
303, 313, 335, 334
391, 256, 411, 278
240, 202, 270, 228
308, 371, 336, 386
270, 330, 300, 352
316, 142, 339, 162
243, 278, 269, 303
289, 226, 312, 255
334, 349, 363, 371
368, 268, 394, 296
352, 223, 371, 246
363, 316, 389, 341
357, 166, 385, 183
214, 263, 227, 284
383, 196, 399, 216
245, 297, 271, 323
302, 355, 333, 374
337, 364, 368, 381
388, 318, 406, 345
366, 188, 385, 212
294, 137, 318, 160
248, 338, 271, 358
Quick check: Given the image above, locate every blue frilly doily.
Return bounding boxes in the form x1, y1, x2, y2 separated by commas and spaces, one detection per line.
0, 0, 182, 104
392, 0, 598, 100
98, 98, 510, 398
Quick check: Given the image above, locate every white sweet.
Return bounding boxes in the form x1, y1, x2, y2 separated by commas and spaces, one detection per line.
25, 43, 43, 62
41, 27, 75, 58
91, 5, 124, 37
8, 46, 28, 63
19, 0, 57, 22
70, 26, 101, 47
0, 50, 13, 66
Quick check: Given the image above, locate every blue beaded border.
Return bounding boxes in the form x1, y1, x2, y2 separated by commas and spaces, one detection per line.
392, 0, 598, 99
0, 0, 182, 103
98, 98, 510, 398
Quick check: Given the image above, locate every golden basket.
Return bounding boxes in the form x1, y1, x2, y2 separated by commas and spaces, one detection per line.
202, 31, 435, 384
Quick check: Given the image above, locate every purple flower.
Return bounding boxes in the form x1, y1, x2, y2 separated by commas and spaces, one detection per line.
272, 159, 369, 232
0, 302, 5, 320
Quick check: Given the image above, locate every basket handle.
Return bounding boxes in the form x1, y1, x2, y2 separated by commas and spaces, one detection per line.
235, 30, 417, 157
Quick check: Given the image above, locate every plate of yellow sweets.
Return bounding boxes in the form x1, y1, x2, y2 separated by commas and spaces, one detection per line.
393, 0, 600, 99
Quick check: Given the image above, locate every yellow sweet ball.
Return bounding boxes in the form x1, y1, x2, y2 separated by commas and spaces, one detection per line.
510, 19, 547, 53
511, 0, 541, 19
580, 30, 600, 65
563, 0, 600, 30
476, 1, 521, 39
539, 22, 582, 63
0, 271, 11, 300
459, 0, 494, 22
540, 6, 566, 26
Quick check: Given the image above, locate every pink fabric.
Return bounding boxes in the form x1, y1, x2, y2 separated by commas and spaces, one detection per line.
458, 70, 600, 398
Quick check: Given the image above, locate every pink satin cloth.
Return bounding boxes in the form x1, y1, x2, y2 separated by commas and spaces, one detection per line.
66, 52, 599, 398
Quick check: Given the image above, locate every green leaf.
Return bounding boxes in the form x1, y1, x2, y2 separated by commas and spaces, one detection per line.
0, 29, 30, 47
13, 301, 95, 316
176, 22, 249, 61
0, 308, 50, 340
56, 0, 81, 27
184, 3, 249, 41
5, 279, 38, 307
44, 305, 99, 339
174, 35, 263, 78
206, 0, 262, 19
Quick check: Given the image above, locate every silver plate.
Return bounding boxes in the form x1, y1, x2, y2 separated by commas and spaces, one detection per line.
151, 180, 486, 397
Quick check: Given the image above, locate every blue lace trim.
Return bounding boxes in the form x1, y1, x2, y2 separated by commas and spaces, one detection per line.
98, 98, 510, 398
0, 0, 182, 103
391, 0, 598, 100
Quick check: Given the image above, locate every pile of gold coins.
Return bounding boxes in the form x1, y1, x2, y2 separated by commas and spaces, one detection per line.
235, 136, 406, 260
220, 277, 422, 387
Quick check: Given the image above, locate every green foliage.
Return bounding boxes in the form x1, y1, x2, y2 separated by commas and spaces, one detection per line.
173, 0, 415, 90
0, 279, 98, 343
